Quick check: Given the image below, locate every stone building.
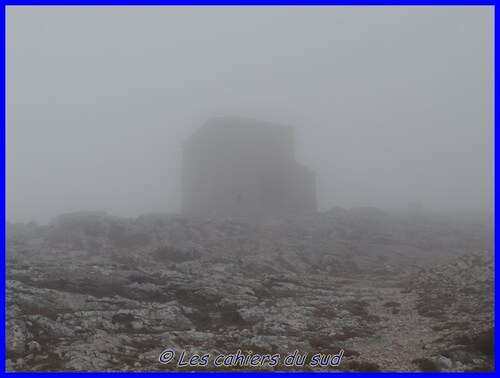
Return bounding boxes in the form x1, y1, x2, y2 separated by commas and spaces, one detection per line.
181, 117, 316, 217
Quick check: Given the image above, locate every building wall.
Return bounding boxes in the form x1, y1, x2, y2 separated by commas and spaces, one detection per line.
283, 164, 317, 214
182, 120, 316, 217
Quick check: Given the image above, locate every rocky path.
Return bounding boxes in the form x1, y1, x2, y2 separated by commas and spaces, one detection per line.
347, 281, 436, 371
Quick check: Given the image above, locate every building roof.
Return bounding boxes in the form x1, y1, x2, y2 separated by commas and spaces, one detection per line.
182, 116, 295, 148
291, 160, 317, 176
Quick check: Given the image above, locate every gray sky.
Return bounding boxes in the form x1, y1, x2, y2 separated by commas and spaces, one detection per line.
7, 6, 494, 223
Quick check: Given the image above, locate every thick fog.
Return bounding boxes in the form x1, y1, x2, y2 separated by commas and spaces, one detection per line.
7, 6, 493, 224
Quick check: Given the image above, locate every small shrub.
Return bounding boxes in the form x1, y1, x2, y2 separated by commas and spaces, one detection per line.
383, 301, 401, 308
348, 361, 380, 372
344, 300, 369, 316
361, 314, 380, 323
220, 305, 246, 326
471, 328, 494, 357
415, 297, 446, 320
314, 306, 337, 319
111, 313, 135, 324
308, 335, 336, 350
454, 334, 470, 345
412, 358, 441, 372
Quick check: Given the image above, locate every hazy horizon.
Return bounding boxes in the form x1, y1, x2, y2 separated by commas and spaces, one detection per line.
7, 6, 494, 224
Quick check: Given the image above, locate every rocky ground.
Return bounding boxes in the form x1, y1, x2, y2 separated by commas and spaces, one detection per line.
6, 208, 494, 372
